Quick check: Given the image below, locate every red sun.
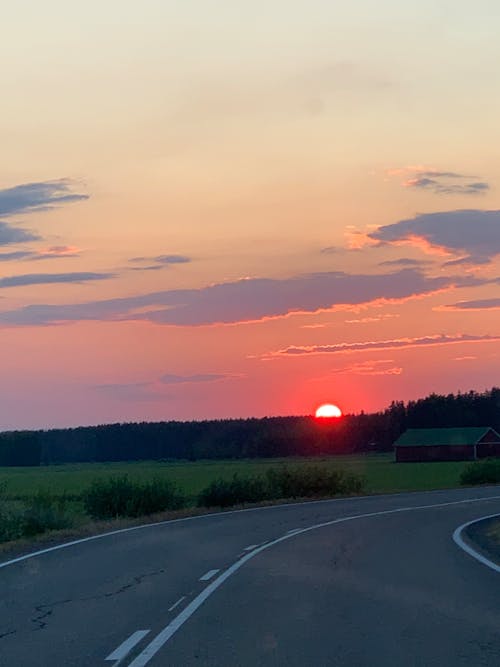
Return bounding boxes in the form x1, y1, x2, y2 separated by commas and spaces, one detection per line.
315, 403, 342, 418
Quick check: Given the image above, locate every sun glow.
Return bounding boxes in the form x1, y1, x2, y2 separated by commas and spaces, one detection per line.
315, 403, 342, 418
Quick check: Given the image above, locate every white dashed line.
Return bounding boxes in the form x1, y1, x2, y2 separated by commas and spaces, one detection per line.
127, 494, 500, 667
168, 596, 186, 612
105, 630, 150, 662
199, 569, 220, 581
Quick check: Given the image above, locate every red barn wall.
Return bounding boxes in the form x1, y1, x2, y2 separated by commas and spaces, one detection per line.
477, 431, 500, 458
396, 445, 474, 462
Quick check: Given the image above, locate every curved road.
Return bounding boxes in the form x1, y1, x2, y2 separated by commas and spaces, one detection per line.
2, 487, 500, 666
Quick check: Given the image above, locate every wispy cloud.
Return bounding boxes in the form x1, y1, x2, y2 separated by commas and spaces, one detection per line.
327, 359, 402, 376
92, 372, 235, 400
369, 210, 500, 265
160, 373, 231, 384
0, 250, 34, 262
33, 246, 81, 260
93, 382, 159, 402
0, 272, 114, 288
320, 246, 345, 255
0, 221, 39, 246
0, 268, 481, 327
0, 179, 88, 248
0, 179, 88, 217
0, 246, 82, 262
378, 258, 431, 267
129, 254, 191, 271
441, 297, 500, 311
387, 167, 490, 196
405, 177, 489, 196
345, 313, 399, 324
270, 333, 500, 357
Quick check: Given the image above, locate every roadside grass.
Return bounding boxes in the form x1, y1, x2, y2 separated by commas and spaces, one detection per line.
0, 453, 479, 550
487, 520, 500, 546
460, 459, 500, 486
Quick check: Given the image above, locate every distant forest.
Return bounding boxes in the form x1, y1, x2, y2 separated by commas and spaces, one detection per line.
1, 388, 499, 466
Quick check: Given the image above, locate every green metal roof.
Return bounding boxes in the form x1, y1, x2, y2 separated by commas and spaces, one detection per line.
395, 427, 500, 447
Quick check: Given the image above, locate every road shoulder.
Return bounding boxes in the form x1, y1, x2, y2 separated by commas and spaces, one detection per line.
464, 516, 500, 566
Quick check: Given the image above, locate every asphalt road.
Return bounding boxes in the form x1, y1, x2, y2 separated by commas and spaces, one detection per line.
2, 486, 500, 666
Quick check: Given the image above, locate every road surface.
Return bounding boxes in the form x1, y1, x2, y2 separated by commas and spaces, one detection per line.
2, 486, 500, 666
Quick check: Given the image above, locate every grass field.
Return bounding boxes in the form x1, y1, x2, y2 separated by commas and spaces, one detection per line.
0, 453, 472, 502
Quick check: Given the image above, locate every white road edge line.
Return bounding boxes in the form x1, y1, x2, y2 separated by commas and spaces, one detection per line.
168, 596, 186, 612
127, 494, 500, 667
105, 630, 150, 662
452, 512, 500, 574
2, 487, 498, 571
243, 544, 259, 551
199, 569, 220, 581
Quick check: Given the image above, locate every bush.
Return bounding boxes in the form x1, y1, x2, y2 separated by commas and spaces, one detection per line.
460, 459, 500, 486
0, 506, 22, 542
20, 491, 74, 537
197, 474, 270, 508
0, 486, 75, 542
82, 475, 186, 519
197, 466, 365, 507
266, 465, 364, 499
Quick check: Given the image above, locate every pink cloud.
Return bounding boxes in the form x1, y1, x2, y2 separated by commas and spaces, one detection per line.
34, 245, 81, 259
330, 359, 402, 376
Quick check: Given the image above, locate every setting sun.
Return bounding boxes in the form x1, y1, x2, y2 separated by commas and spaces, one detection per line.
315, 403, 343, 418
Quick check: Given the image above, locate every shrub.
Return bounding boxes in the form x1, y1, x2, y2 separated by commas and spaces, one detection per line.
20, 491, 74, 537
82, 475, 186, 519
0, 486, 75, 542
0, 507, 21, 542
266, 465, 364, 499
197, 466, 365, 507
197, 474, 270, 508
0, 482, 21, 542
460, 459, 500, 486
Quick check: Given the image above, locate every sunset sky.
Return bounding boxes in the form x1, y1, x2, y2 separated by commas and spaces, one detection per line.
1, 1, 499, 429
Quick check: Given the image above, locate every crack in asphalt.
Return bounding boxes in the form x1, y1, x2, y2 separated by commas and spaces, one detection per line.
29, 569, 166, 631
31, 598, 72, 630
0, 630, 17, 640
90, 568, 166, 600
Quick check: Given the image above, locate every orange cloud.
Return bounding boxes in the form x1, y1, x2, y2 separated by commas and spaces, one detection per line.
331, 359, 402, 376
345, 313, 399, 324
35, 245, 81, 258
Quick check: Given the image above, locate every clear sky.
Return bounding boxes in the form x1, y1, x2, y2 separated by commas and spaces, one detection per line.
1, 1, 499, 428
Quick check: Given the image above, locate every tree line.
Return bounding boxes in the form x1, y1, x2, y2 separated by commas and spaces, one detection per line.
1, 387, 499, 466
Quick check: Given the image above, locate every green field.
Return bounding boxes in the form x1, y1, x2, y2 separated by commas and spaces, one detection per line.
0, 453, 472, 502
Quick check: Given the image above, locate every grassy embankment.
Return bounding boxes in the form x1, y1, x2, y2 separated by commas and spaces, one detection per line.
0, 453, 476, 551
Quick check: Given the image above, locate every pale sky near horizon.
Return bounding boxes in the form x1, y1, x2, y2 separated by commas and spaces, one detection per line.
1, 1, 499, 429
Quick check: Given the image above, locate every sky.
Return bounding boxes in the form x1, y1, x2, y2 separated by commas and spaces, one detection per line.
1, 0, 499, 429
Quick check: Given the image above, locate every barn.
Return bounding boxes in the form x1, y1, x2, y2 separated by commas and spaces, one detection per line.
394, 427, 500, 463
